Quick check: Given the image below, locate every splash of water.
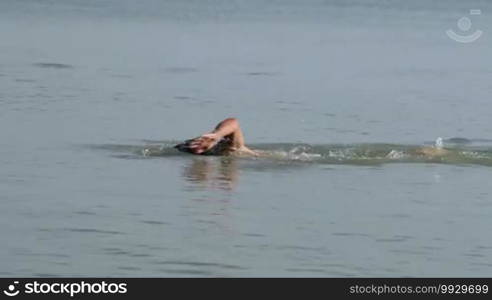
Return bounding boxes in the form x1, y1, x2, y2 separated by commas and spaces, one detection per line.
88, 138, 492, 166
435, 137, 444, 149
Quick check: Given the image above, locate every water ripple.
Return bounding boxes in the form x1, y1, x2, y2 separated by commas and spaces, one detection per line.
154, 260, 246, 270
65, 228, 124, 235
33, 62, 74, 69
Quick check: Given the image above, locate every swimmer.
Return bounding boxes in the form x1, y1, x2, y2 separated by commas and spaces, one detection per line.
176, 118, 451, 159
175, 118, 258, 156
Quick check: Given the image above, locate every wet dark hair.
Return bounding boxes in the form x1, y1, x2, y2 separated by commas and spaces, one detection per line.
174, 137, 233, 156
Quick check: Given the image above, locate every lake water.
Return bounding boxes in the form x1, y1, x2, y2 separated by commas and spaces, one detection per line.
1, 0, 492, 277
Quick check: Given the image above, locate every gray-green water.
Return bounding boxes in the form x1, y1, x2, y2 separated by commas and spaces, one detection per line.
1, 0, 492, 276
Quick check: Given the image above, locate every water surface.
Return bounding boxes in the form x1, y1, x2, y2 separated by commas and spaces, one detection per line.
1, 0, 492, 277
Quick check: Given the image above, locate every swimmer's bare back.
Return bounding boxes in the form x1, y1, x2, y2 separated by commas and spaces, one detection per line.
174, 118, 258, 156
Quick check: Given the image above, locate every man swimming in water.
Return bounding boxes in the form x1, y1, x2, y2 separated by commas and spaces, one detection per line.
175, 118, 258, 156
175, 117, 449, 158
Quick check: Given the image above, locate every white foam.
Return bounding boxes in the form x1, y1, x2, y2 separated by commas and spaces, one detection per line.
435, 137, 444, 149
386, 150, 406, 159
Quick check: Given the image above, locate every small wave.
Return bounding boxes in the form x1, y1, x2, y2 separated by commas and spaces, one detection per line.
15, 78, 36, 83
245, 71, 278, 76
87, 140, 492, 167
386, 150, 407, 159
64, 228, 123, 235
444, 137, 472, 144
33, 62, 74, 69
470, 138, 492, 144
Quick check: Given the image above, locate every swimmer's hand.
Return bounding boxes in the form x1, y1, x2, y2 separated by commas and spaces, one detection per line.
189, 133, 220, 154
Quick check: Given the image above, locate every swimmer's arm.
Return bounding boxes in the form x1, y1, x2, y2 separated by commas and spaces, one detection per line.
189, 118, 250, 154
212, 118, 258, 156
211, 118, 246, 149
